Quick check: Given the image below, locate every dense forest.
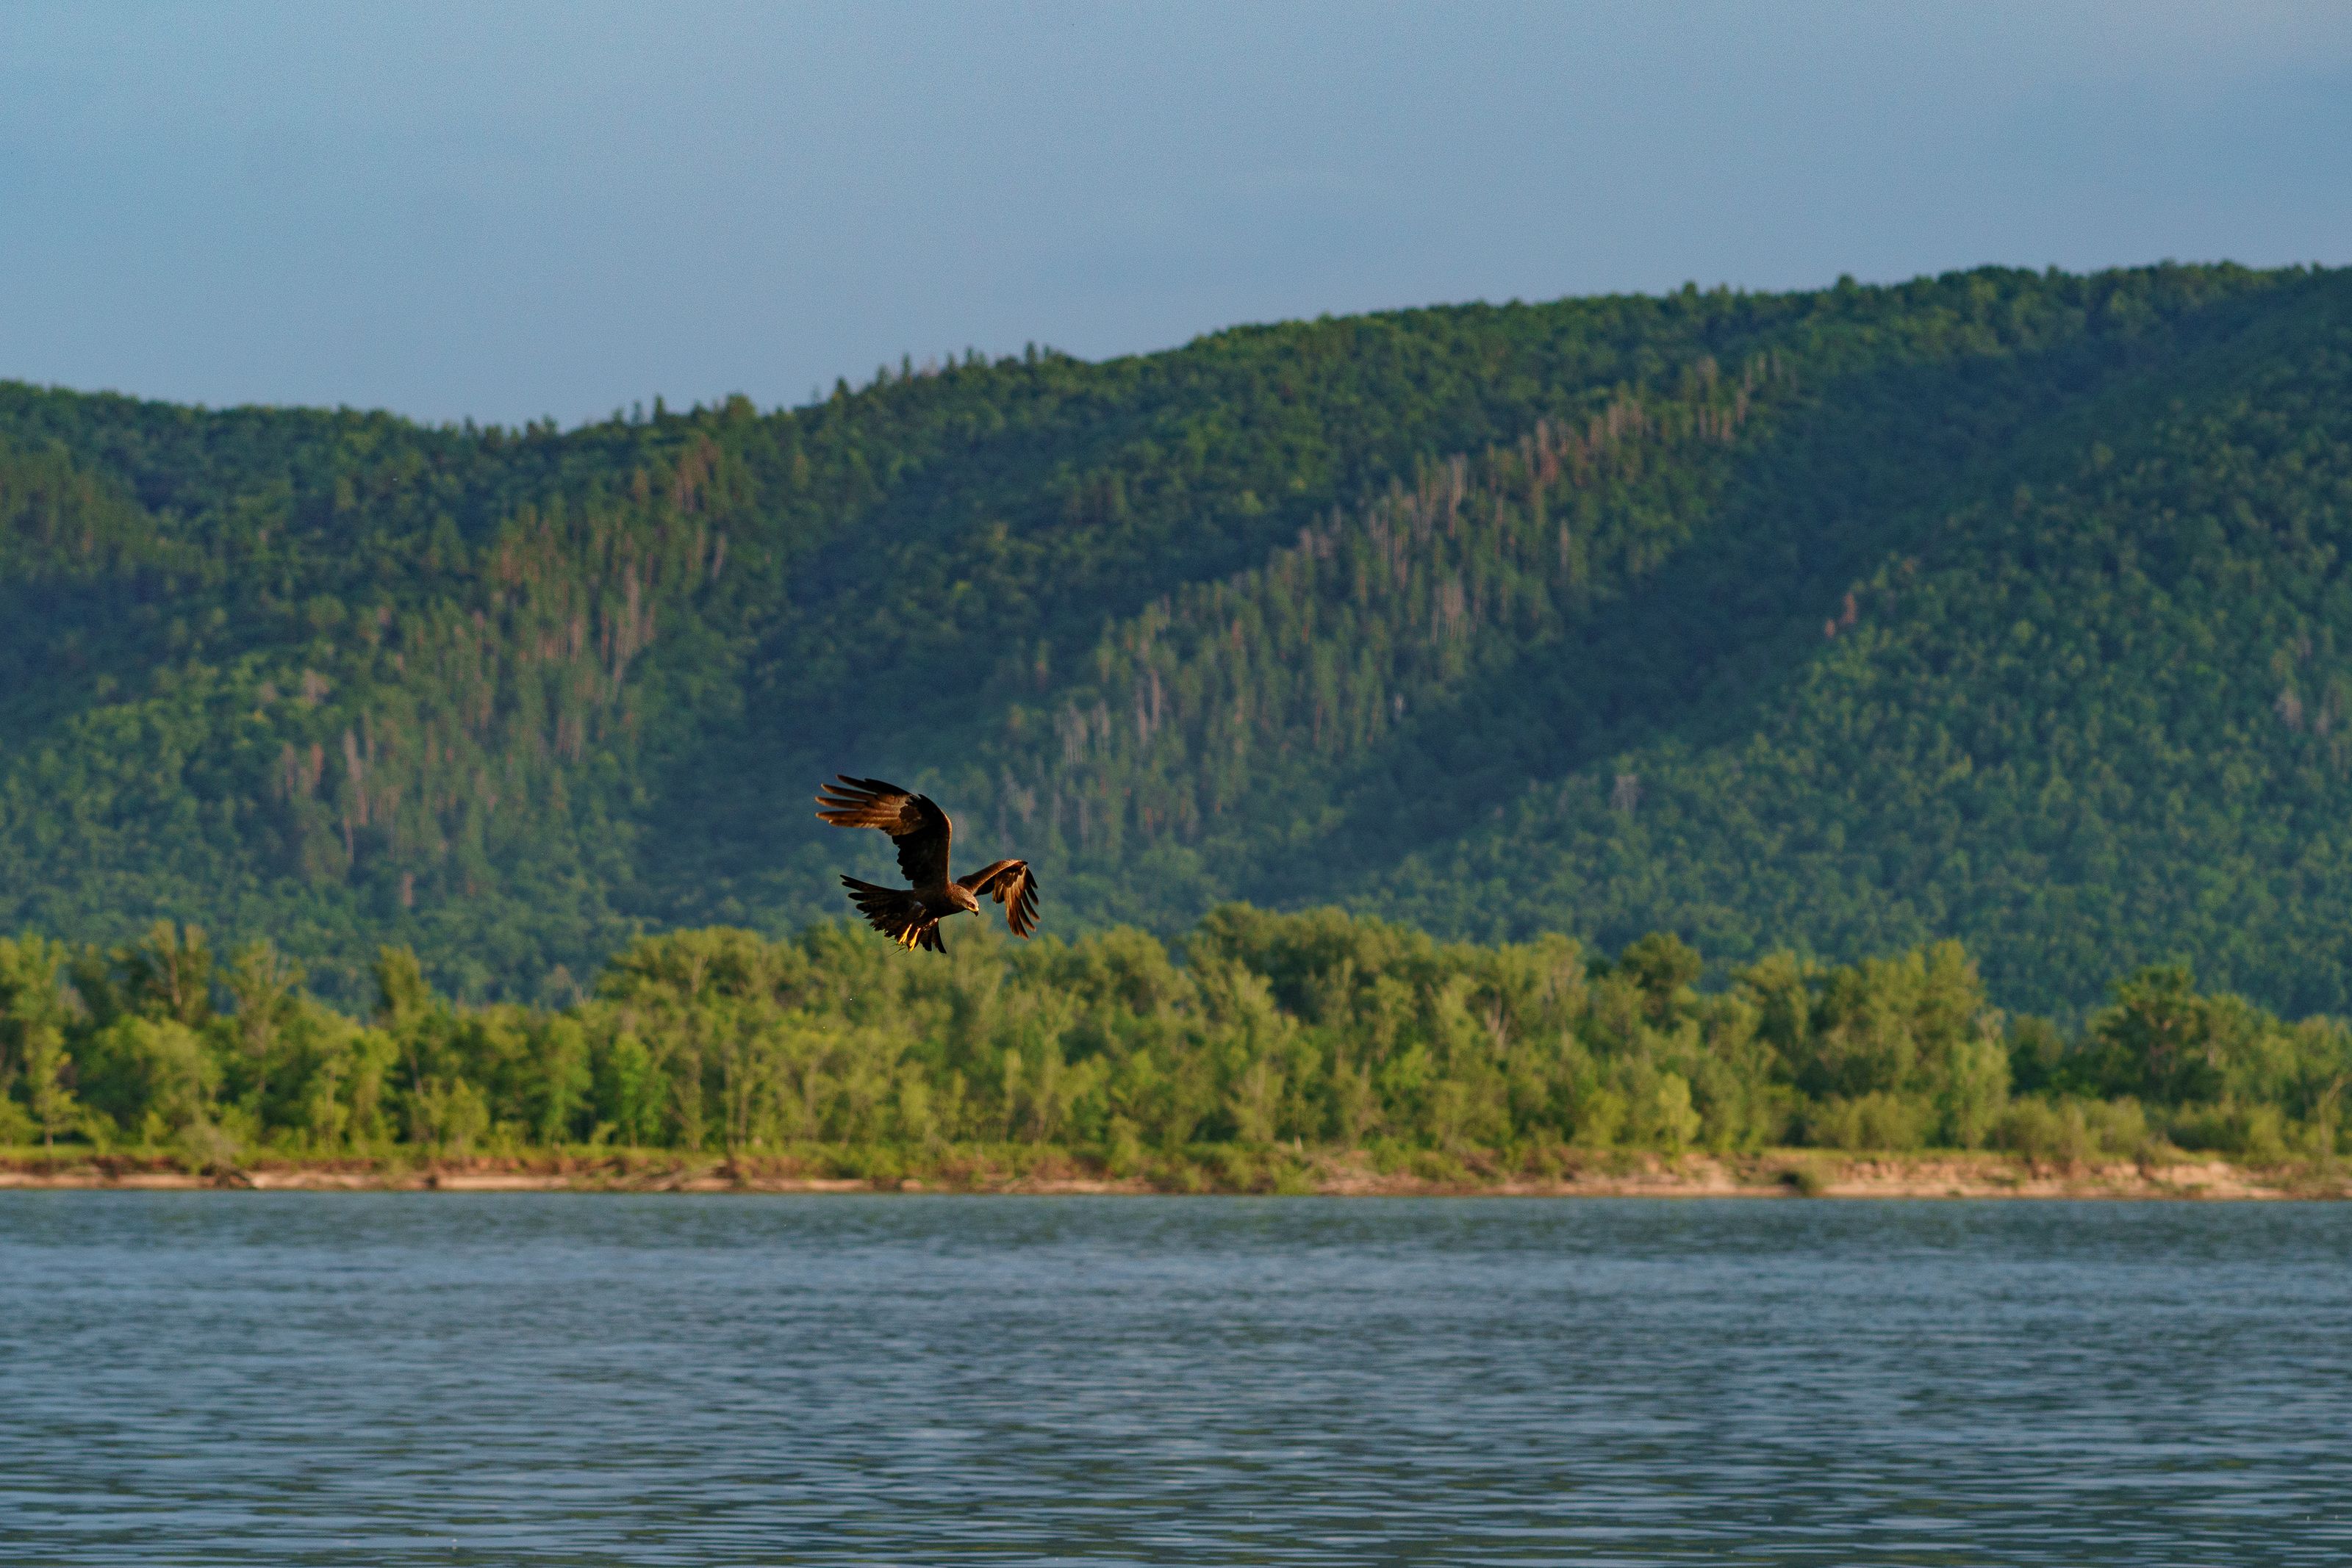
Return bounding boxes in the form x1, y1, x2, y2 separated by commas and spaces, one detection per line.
5, 262, 2352, 1018
0, 911, 2342, 1173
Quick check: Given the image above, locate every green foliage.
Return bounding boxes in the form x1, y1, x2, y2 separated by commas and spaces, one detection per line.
1366, 266, 2352, 1015
4, 262, 2352, 1018
1, 908, 2345, 1168
0, 935, 79, 1146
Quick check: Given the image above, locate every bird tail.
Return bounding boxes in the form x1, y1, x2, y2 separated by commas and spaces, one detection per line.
840, 876, 945, 953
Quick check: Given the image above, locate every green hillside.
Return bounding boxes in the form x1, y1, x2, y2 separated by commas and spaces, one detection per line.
4, 262, 2351, 1013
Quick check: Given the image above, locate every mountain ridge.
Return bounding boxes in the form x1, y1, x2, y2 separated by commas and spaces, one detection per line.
4, 262, 2347, 1013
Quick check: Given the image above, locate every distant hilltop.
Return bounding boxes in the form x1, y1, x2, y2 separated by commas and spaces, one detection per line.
4, 262, 2351, 1014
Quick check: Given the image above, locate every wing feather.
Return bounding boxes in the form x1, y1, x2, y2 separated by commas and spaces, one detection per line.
815, 775, 953, 889
956, 858, 1041, 938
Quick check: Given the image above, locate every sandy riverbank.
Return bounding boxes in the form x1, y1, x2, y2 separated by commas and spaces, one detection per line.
1, 1149, 2343, 1198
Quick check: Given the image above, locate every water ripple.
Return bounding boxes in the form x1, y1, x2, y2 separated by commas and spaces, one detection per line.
1, 1195, 2348, 1564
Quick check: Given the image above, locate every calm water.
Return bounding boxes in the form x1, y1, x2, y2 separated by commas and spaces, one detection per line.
1, 1195, 2348, 1565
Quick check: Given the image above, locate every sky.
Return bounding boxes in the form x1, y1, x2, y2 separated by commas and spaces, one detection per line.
4, 1, 2349, 426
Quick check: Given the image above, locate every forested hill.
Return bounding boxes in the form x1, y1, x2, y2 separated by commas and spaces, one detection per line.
4, 262, 2351, 1015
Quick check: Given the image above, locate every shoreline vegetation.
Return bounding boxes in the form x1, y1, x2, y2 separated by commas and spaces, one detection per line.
6, 905, 2352, 1201
0, 1147, 2342, 1200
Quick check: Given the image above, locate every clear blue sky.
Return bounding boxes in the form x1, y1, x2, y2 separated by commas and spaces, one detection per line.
4, 1, 2348, 425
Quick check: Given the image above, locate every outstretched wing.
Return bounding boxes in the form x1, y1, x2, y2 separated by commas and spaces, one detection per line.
956, 858, 1041, 938
815, 775, 953, 889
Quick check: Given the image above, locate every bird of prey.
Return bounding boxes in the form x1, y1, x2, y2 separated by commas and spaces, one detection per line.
815, 775, 1039, 953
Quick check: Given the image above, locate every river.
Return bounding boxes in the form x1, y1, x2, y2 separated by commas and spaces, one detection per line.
2, 1193, 2346, 1564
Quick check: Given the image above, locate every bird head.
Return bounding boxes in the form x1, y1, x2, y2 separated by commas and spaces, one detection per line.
950, 884, 981, 916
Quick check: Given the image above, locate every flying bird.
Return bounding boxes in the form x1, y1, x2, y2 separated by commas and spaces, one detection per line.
815, 775, 1039, 953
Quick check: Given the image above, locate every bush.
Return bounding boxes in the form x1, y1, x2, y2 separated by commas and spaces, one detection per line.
407, 1076, 490, 1157
1644, 1072, 1702, 1153
2168, 1102, 2289, 1162
1937, 1036, 2012, 1148
78, 1017, 220, 1142
1993, 1096, 2155, 1163
1569, 1087, 1629, 1149
1803, 1092, 1931, 1151
1781, 1162, 1830, 1197
2082, 1098, 2156, 1159
1991, 1098, 2092, 1164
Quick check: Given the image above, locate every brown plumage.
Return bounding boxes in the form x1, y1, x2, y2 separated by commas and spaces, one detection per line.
815, 774, 1040, 953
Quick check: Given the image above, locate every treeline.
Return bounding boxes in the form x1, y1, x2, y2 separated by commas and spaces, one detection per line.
4, 907, 2344, 1171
